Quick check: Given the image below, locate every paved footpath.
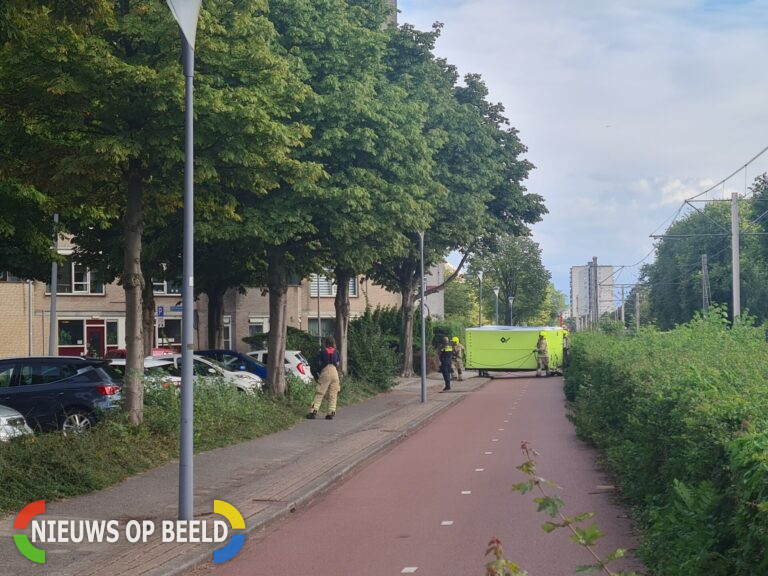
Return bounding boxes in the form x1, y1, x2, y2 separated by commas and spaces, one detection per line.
0, 373, 644, 576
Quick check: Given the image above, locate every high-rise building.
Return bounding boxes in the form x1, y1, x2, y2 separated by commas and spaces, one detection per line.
387, 0, 397, 25
570, 262, 616, 327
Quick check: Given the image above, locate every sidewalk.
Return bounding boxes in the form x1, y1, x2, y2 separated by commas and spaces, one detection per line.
0, 372, 489, 576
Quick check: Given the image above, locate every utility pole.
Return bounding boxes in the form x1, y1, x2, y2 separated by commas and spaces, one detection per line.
635, 290, 640, 332
731, 192, 741, 319
701, 254, 709, 313
48, 213, 59, 356
591, 257, 599, 329
620, 285, 625, 325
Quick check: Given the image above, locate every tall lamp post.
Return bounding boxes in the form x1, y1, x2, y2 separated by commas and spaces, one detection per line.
493, 286, 500, 325
166, 0, 202, 522
418, 232, 426, 404
507, 296, 514, 326
478, 270, 484, 326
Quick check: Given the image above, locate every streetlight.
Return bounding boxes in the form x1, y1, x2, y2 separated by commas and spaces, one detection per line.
493, 286, 500, 325
166, 0, 202, 522
478, 270, 484, 326
507, 296, 514, 326
418, 232, 426, 404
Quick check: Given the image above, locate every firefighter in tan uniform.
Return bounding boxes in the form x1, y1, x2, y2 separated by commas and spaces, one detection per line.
306, 336, 341, 420
451, 336, 465, 381
535, 332, 550, 377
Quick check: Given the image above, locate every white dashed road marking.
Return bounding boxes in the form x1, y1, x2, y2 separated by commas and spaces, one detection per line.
441, 520, 454, 526
475, 468, 485, 472
461, 491, 472, 495
401, 568, 418, 574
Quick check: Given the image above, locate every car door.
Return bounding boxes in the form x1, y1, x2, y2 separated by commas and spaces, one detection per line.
11, 361, 79, 429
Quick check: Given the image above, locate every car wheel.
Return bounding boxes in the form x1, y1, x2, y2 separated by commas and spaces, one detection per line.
60, 410, 94, 435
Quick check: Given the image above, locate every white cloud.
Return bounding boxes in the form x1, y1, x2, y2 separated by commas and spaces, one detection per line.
399, 0, 768, 296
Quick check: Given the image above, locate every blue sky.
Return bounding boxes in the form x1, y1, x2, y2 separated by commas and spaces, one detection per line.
398, 0, 768, 302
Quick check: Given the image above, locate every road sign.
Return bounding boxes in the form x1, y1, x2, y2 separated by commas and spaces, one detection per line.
157, 306, 165, 317
157, 318, 165, 328
170, 305, 183, 312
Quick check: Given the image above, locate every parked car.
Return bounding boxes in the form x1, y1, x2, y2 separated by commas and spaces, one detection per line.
0, 404, 34, 441
246, 349, 314, 384
105, 347, 175, 359
195, 350, 268, 379
109, 358, 179, 390
0, 357, 121, 433
154, 354, 263, 393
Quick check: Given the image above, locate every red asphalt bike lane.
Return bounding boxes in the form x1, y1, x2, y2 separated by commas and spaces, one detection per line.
190, 376, 644, 576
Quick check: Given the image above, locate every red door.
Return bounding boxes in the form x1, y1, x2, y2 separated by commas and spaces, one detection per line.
85, 326, 105, 358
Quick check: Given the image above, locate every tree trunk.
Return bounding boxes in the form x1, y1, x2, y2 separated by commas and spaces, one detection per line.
122, 162, 144, 425
398, 276, 418, 377
207, 288, 225, 348
334, 267, 352, 376
266, 254, 288, 396
141, 273, 155, 357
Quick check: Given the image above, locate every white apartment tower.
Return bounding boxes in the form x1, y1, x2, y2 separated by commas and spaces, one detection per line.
570, 261, 616, 327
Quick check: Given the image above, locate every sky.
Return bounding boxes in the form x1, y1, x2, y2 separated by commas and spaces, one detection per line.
397, 0, 768, 303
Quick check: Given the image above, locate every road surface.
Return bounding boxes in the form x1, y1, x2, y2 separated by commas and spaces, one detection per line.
190, 375, 644, 576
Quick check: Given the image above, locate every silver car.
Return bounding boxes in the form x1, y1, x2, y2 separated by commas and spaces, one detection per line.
0, 404, 34, 441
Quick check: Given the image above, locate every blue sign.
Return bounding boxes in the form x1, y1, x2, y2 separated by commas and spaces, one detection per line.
157, 306, 165, 317
170, 305, 183, 312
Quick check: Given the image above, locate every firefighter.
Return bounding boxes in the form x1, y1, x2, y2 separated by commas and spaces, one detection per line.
439, 336, 453, 391
306, 336, 341, 420
535, 332, 549, 377
451, 336, 465, 381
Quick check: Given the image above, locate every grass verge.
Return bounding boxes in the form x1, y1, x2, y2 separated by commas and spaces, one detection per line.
0, 374, 390, 515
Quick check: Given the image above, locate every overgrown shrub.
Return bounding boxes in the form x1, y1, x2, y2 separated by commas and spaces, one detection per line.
565, 306, 768, 575
348, 312, 399, 388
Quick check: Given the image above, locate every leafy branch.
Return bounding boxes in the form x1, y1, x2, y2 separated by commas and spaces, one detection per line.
485, 441, 641, 576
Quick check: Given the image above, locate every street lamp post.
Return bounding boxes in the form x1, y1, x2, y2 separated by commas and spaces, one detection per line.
478, 270, 483, 326
507, 296, 514, 326
166, 0, 202, 522
418, 232, 426, 404
493, 287, 500, 325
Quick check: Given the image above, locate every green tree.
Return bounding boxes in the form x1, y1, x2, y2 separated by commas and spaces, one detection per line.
370, 25, 545, 375
470, 235, 551, 326
443, 271, 476, 324
0, 0, 313, 418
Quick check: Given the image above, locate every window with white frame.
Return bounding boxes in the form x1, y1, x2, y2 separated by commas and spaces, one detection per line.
247, 316, 268, 351
47, 260, 104, 294
0, 271, 21, 282
223, 316, 232, 349
309, 274, 358, 297
153, 278, 182, 295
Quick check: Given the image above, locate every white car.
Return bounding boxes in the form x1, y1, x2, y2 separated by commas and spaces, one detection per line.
109, 358, 179, 391
246, 349, 315, 384
0, 404, 34, 441
153, 354, 264, 394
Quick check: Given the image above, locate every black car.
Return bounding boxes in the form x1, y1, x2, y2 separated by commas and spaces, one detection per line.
195, 349, 268, 379
0, 356, 121, 433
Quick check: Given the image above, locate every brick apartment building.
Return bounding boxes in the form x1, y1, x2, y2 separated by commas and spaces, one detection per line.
0, 247, 445, 358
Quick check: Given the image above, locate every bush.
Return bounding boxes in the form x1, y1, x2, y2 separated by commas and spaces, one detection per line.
348, 313, 399, 388
432, 319, 468, 348
566, 307, 768, 575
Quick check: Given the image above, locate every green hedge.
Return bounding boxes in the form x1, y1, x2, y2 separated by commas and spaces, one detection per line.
566, 308, 768, 575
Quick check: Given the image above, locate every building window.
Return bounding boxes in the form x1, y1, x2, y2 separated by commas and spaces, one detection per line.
309, 274, 358, 297
153, 279, 182, 295
58, 320, 84, 346
223, 316, 232, 350
308, 318, 335, 338
106, 321, 119, 346
158, 319, 182, 347
0, 271, 21, 283
47, 260, 105, 295
247, 317, 268, 351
